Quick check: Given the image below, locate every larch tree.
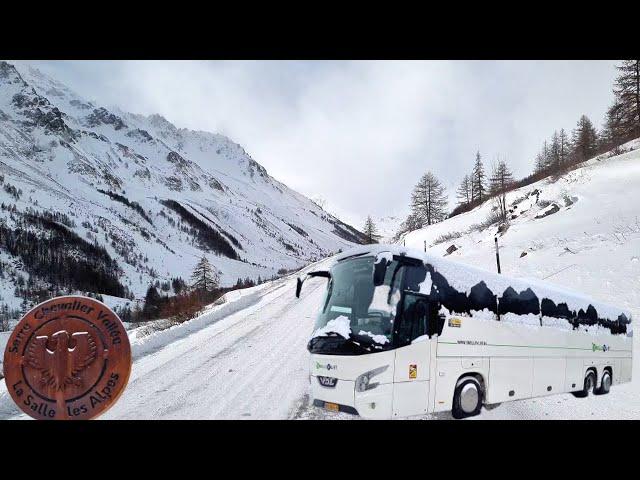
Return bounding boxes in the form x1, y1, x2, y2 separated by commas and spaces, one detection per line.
191, 255, 219, 292
534, 151, 547, 174
456, 174, 473, 206
571, 115, 598, 164
542, 140, 551, 169
410, 171, 448, 226
559, 128, 570, 167
362, 215, 379, 244
471, 151, 487, 202
142, 285, 163, 320
601, 100, 626, 152
549, 131, 561, 172
534, 140, 550, 174
489, 159, 514, 221
613, 60, 640, 139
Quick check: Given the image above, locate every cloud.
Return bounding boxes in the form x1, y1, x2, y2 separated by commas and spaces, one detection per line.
21, 60, 618, 229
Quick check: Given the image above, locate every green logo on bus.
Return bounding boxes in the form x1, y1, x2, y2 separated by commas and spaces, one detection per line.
592, 343, 609, 352
316, 361, 338, 371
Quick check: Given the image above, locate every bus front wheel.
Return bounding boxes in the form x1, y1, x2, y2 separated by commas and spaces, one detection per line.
452, 377, 483, 419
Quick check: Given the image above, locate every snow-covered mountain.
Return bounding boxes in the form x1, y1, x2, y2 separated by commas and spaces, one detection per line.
372, 214, 403, 243
0, 61, 366, 312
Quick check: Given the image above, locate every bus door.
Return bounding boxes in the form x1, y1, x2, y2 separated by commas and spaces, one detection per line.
392, 291, 431, 417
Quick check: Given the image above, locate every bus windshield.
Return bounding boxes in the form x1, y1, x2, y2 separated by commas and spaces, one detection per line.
310, 256, 403, 352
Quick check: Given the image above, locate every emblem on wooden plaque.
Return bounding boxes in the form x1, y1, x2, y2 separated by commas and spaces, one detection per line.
2, 296, 131, 420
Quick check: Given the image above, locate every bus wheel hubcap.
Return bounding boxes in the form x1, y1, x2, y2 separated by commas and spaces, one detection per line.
460, 384, 479, 412
603, 375, 611, 390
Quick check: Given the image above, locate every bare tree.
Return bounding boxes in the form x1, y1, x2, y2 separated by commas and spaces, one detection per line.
489, 159, 514, 222
410, 171, 448, 226
534, 150, 547, 174
456, 174, 473, 206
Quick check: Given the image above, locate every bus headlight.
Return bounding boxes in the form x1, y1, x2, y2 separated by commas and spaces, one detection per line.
355, 365, 389, 392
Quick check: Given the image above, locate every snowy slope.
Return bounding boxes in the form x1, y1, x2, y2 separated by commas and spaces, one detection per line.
0, 61, 365, 312
400, 140, 640, 323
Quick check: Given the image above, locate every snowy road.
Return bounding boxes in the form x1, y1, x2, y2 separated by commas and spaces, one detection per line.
102, 277, 323, 420
1, 262, 638, 420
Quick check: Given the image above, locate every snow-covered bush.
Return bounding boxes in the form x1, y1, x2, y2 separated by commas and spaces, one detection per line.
469, 209, 505, 232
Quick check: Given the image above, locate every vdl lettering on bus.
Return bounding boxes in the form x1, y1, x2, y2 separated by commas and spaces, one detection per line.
296, 245, 632, 419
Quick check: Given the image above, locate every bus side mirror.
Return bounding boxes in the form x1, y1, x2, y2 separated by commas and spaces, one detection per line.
296, 270, 331, 298
429, 310, 445, 337
296, 277, 303, 298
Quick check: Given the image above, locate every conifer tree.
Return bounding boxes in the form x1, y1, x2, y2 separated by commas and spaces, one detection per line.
534, 151, 546, 174
559, 128, 570, 167
410, 171, 448, 226
613, 60, 640, 139
456, 174, 473, 206
471, 151, 487, 202
549, 131, 561, 172
142, 285, 162, 319
190, 255, 219, 292
362, 215, 379, 244
571, 115, 598, 164
489, 159, 514, 221
601, 101, 626, 152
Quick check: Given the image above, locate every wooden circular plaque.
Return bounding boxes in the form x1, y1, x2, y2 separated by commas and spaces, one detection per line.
2, 296, 132, 420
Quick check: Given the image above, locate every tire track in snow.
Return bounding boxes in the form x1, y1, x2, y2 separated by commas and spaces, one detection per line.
206, 283, 322, 418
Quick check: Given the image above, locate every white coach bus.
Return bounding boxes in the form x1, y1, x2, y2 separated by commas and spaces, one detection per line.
297, 245, 633, 419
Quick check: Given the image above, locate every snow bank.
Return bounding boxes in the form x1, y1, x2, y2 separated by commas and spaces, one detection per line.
130, 283, 272, 360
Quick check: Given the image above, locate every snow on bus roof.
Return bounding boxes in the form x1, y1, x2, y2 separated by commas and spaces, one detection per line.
335, 244, 632, 323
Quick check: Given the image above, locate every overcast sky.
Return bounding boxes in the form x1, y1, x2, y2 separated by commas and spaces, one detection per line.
22, 60, 618, 228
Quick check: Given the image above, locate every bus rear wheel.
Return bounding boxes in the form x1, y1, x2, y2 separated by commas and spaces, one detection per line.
572, 371, 596, 398
595, 370, 612, 395
452, 377, 482, 419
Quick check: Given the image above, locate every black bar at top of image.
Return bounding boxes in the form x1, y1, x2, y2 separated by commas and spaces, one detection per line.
1, 10, 639, 60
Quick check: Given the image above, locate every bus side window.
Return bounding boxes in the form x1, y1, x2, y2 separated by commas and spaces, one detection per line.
404, 265, 429, 293
396, 293, 429, 346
